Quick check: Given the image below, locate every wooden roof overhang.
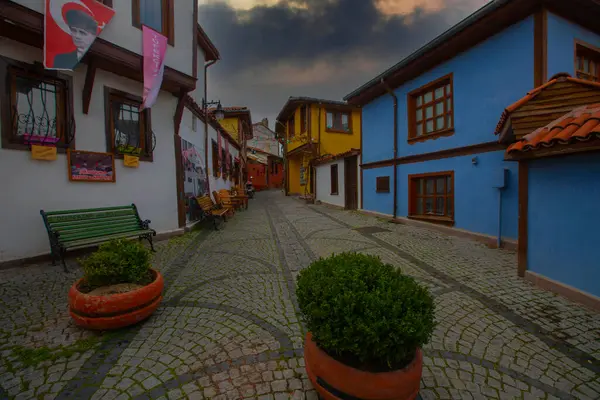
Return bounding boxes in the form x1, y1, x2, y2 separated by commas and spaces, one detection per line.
344, 0, 600, 106
496, 73, 600, 144
275, 97, 359, 137
287, 143, 317, 158
0, 2, 196, 98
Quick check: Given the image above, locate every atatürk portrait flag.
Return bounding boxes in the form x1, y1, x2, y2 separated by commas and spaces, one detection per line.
44, 0, 115, 71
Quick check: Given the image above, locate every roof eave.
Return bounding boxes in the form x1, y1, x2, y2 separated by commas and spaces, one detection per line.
197, 23, 220, 62
344, 0, 539, 105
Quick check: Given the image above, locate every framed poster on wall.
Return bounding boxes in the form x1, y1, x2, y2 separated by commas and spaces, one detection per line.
68, 150, 115, 182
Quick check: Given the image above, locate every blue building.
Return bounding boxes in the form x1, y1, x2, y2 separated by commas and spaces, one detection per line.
345, 0, 600, 309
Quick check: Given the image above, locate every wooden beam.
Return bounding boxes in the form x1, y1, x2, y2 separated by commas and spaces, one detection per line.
534, 8, 548, 87
82, 58, 97, 115
173, 89, 186, 136
517, 161, 529, 277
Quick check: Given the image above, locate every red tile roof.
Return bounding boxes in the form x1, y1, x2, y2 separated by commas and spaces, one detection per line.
506, 104, 600, 156
495, 73, 600, 135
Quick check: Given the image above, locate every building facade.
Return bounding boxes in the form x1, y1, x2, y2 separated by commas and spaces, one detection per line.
276, 97, 361, 208
210, 107, 252, 189
247, 118, 283, 190
0, 1, 219, 263
345, 0, 600, 307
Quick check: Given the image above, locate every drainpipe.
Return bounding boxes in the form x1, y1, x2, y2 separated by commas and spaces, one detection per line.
381, 79, 398, 219
203, 59, 217, 195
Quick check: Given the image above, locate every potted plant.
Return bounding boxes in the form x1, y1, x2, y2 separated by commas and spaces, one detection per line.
68, 239, 164, 330
297, 252, 435, 400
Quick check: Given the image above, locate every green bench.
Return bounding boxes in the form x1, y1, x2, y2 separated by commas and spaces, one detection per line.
40, 204, 156, 272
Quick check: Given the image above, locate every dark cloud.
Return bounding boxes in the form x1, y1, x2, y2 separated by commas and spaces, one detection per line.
199, 0, 485, 126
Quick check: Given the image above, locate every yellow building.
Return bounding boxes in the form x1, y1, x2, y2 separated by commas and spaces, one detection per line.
275, 97, 361, 206
211, 107, 253, 186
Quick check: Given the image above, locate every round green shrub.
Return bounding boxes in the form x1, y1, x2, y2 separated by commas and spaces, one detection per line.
79, 239, 152, 290
296, 252, 435, 371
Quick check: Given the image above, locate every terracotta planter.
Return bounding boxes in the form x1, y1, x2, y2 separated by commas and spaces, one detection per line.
304, 332, 422, 400
68, 269, 164, 330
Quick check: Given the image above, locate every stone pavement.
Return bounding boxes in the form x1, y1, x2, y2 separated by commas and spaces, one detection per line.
0, 190, 599, 399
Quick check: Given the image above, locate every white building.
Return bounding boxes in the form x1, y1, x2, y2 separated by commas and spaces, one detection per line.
0, 1, 220, 264
314, 150, 361, 210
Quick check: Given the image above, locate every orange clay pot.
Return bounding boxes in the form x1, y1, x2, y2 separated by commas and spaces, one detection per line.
68, 269, 164, 330
304, 332, 422, 400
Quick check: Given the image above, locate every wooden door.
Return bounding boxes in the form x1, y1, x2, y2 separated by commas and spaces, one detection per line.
345, 156, 358, 210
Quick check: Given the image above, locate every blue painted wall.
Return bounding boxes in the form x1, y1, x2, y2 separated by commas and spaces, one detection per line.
361, 16, 533, 239
528, 154, 600, 298
547, 13, 600, 79
361, 95, 395, 163
393, 16, 534, 157
362, 166, 394, 216
396, 151, 518, 239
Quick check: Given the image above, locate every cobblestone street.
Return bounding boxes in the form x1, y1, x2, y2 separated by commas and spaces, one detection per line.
1, 190, 599, 399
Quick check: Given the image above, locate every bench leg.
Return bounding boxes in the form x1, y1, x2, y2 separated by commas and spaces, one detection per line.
146, 235, 156, 252
60, 250, 69, 273
212, 216, 219, 231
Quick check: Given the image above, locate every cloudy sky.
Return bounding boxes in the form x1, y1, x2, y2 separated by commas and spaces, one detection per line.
198, 0, 490, 128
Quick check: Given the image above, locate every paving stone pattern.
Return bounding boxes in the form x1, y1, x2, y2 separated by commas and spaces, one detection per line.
0, 191, 599, 399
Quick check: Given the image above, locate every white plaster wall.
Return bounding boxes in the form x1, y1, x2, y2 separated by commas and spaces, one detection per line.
0, 38, 179, 262
206, 124, 239, 198
316, 159, 345, 208
13, 0, 194, 76
191, 47, 207, 105
251, 125, 281, 157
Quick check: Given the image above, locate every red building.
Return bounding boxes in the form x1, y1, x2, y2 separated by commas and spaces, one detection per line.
247, 152, 284, 190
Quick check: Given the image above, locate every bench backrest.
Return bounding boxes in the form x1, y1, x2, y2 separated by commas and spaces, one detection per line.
212, 191, 222, 205
41, 205, 143, 243
196, 196, 214, 212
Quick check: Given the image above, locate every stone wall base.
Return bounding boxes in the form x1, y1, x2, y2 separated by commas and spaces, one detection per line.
525, 271, 600, 312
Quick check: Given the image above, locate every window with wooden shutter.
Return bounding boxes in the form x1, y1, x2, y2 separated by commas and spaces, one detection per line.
211, 140, 218, 177
1, 58, 75, 152
326, 110, 351, 133
575, 41, 600, 82
300, 105, 307, 133
132, 0, 174, 45
105, 87, 153, 161
409, 171, 454, 224
408, 74, 454, 143
376, 176, 390, 193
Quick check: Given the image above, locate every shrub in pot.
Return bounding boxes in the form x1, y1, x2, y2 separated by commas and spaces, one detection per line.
69, 239, 164, 330
297, 252, 435, 400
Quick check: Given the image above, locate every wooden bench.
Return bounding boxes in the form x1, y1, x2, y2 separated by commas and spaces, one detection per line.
196, 195, 229, 230
232, 186, 249, 210
213, 191, 238, 214
40, 204, 156, 272
217, 189, 243, 211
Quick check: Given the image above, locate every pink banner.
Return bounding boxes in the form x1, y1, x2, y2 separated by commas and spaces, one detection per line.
225, 140, 230, 173
141, 25, 167, 110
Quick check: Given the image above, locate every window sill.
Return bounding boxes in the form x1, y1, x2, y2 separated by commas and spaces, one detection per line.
2, 141, 70, 153
408, 214, 455, 226
331, 192, 339, 196
408, 128, 454, 144
326, 128, 352, 134
376, 190, 390, 194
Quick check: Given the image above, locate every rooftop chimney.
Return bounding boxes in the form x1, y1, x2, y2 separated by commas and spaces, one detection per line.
261, 118, 269, 128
